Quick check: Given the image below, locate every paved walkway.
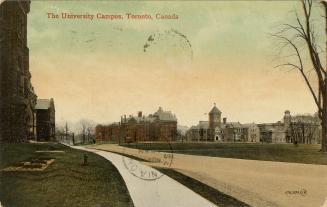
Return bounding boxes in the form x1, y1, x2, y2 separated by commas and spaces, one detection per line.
90, 144, 327, 207
70, 145, 217, 207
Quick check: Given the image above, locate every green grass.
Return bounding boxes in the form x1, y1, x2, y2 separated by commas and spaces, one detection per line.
121, 142, 327, 165
156, 167, 251, 207
0, 143, 134, 207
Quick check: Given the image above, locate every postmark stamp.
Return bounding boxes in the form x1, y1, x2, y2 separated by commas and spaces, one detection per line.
121, 141, 174, 181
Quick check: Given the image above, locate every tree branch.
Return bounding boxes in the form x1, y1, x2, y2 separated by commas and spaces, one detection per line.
272, 33, 322, 111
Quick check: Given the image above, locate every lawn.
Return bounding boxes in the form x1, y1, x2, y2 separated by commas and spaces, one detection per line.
0, 143, 134, 207
121, 142, 327, 165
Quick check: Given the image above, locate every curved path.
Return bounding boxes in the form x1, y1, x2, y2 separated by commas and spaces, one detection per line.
70, 145, 217, 207
90, 144, 327, 207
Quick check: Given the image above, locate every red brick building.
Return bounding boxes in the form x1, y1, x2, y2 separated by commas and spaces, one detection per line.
95, 107, 177, 143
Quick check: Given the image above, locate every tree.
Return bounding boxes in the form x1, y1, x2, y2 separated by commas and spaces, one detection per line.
55, 121, 71, 143
79, 119, 95, 144
273, 0, 327, 152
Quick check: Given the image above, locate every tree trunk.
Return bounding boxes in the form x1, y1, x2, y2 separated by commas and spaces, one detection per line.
320, 1, 327, 152
321, 78, 327, 152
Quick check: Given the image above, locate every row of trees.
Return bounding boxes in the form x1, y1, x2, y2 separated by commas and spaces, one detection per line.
56, 119, 96, 144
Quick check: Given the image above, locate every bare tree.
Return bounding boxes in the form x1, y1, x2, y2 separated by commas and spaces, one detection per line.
55, 121, 71, 143
79, 119, 95, 144
273, 0, 327, 152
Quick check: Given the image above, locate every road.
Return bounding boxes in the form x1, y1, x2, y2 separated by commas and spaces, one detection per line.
70, 145, 217, 207
90, 144, 327, 207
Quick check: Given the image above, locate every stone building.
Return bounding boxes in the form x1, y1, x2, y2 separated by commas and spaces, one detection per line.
242, 123, 261, 142
187, 104, 263, 142
284, 111, 321, 144
258, 122, 286, 143
186, 104, 320, 144
0, 1, 37, 142
187, 104, 223, 142
221, 121, 244, 142
257, 111, 320, 144
187, 121, 212, 142
95, 107, 178, 143
35, 98, 56, 141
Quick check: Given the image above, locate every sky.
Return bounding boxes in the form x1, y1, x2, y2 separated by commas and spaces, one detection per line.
27, 1, 326, 127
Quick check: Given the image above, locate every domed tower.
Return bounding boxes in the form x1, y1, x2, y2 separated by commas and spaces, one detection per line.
209, 103, 221, 129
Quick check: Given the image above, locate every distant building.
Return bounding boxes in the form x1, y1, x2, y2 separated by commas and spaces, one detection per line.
187, 104, 321, 144
187, 121, 212, 142
284, 111, 321, 144
258, 111, 320, 144
187, 104, 261, 142
221, 120, 244, 142
35, 98, 55, 141
242, 123, 261, 142
258, 122, 286, 143
0, 1, 37, 142
95, 107, 178, 143
187, 104, 223, 142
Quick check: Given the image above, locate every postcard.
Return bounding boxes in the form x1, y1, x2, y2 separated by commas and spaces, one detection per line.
0, 0, 327, 207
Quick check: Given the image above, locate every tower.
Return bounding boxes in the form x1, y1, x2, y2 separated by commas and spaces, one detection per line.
283, 110, 292, 143
208, 103, 221, 141
0, 1, 36, 142
284, 110, 291, 128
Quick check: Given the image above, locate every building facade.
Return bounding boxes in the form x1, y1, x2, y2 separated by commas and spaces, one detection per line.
187, 121, 212, 142
35, 98, 56, 141
0, 1, 37, 142
186, 104, 321, 144
257, 111, 321, 144
187, 104, 223, 142
258, 122, 286, 143
284, 111, 321, 144
242, 123, 261, 142
95, 107, 178, 143
221, 121, 244, 142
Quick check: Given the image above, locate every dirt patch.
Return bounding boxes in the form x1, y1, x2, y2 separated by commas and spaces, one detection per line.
2, 159, 55, 172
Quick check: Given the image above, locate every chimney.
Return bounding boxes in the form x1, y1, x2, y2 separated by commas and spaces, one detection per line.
223, 117, 227, 124
138, 111, 142, 118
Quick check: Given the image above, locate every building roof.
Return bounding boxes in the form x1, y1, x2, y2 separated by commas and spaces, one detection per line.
209, 103, 221, 114
223, 122, 243, 128
198, 121, 210, 129
153, 107, 177, 121
242, 123, 258, 128
291, 114, 320, 124
189, 121, 210, 130
122, 107, 177, 124
35, 99, 51, 110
